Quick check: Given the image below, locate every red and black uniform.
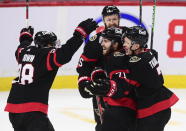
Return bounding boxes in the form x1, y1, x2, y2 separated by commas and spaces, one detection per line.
126, 50, 179, 131
77, 33, 103, 77
77, 26, 133, 131
77, 32, 104, 131
5, 19, 98, 131
5, 31, 84, 131
100, 50, 136, 131
5, 35, 83, 114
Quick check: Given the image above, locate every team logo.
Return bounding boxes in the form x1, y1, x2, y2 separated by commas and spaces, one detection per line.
89, 35, 97, 41
113, 51, 125, 57
129, 56, 141, 62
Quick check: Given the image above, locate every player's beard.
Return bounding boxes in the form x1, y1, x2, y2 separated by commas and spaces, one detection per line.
103, 43, 116, 56
104, 21, 120, 29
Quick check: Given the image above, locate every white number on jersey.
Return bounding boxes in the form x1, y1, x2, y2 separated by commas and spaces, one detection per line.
78, 57, 84, 67
156, 66, 162, 75
19, 64, 34, 85
115, 72, 126, 79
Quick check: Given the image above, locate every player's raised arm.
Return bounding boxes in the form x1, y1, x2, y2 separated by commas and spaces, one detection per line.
15, 26, 34, 62
45, 18, 98, 70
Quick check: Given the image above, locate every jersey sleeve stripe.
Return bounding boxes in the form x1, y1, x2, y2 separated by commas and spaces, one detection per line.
53, 52, 63, 67
16, 48, 24, 62
120, 77, 141, 87
46, 52, 53, 71
81, 55, 97, 62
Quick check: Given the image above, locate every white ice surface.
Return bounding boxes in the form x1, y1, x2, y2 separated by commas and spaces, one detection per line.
0, 88, 185, 131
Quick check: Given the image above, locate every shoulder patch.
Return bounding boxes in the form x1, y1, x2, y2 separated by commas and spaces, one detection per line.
113, 52, 125, 57
129, 56, 141, 62
90, 35, 97, 41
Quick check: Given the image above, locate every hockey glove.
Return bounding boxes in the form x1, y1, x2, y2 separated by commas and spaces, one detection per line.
90, 67, 117, 97
19, 26, 34, 44
89, 79, 117, 97
78, 79, 94, 98
91, 67, 107, 83
74, 18, 98, 39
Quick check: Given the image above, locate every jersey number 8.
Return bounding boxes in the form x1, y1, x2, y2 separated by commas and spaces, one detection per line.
19, 64, 34, 85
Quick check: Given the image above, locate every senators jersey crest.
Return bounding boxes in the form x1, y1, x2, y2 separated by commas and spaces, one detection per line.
90, 35, 97, 41
113, 51, 125, 57
129, 56, 141, 62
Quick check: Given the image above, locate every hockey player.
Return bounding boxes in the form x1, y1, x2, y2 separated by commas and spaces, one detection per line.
122, 26, 179, 131
88, 27, 137, 131
4, 18, 98, 131
76, 5, 124, 131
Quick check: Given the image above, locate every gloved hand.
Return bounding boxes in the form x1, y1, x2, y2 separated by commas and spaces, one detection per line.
78, 80, 94, 98
19, 26, 34, 43
20, 26, 34, 35
89, 79, 117, 97
74, 18, 98, 39
91, 67, 107, 84
90, 67, 117, 97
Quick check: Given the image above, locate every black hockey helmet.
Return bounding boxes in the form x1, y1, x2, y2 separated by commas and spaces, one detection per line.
102, 5, 120, 17
101, 27, 123, 46
34, 31, 57, 48
124, 26, 148, 48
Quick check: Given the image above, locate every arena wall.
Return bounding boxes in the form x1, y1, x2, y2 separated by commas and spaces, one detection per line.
0, 5, 185, 91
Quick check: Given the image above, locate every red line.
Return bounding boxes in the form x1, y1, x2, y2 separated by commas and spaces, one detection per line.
0, 1, 186, 7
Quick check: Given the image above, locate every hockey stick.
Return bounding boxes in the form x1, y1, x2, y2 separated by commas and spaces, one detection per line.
139, 0, 143, 25
150, 0, 157, 49
26, 0, 29, 27
95, 96, 104, 124
91, 68, 106, 124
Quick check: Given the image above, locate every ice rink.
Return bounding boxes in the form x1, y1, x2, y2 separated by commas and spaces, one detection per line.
0, 88, 186, 131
